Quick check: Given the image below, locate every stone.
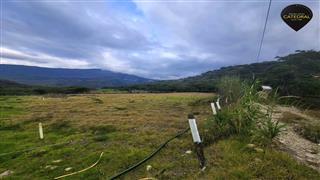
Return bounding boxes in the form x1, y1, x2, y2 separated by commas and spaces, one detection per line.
65, 167, 72, 171
50, 166, 58, 170
52, 159, 63, 163
246, 144, 256, 149
0, 170, 14, 178
254, 147, 264, 153
185, 150, 192, 154
45, 165, 58, 170
146, 165, 152, 171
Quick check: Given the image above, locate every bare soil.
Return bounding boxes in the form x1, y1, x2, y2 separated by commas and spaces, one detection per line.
274, 106, 320, 171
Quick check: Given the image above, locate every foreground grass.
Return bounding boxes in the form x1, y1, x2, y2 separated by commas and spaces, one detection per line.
0, 93, 319, 179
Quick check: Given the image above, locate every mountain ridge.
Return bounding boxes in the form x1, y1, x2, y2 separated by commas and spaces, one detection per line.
0, 64, 153, 88
120, 50, 320, 97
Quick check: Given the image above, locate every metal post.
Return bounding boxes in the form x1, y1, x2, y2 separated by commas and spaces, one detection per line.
188, 114, 206, 170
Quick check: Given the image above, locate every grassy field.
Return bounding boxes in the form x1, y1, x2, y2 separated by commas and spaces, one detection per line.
0, 93, 319, 179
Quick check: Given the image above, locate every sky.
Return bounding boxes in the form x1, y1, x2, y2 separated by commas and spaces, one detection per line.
1, 0, 319, 79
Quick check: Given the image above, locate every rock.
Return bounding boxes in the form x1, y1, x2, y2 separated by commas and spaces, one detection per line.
146, 165, 152, 171
185, 150, 192, 154
52, 159, 63, 163
45, 165, 58, 170
50, 166, 58, 170
246, 144, 256, 149
0, 170, 14, 178
65, 167, 72, 171
254, 147, 264, 153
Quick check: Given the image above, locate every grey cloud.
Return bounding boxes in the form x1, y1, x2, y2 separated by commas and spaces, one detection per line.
3, 1, 152, 60
2, 0, 319, 79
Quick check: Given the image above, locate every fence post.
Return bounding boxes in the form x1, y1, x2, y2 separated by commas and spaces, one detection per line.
39, 123, 44, 140
210, 103, 217, 115
188, 114, 206, 170
216, 98, 221, 110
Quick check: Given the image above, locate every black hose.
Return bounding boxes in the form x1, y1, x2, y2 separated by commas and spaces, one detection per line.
109, 127, 190, 180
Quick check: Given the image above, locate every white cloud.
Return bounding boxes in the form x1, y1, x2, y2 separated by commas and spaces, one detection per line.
1, 47, 90, 68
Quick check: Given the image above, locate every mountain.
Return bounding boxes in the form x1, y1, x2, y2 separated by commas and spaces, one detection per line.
121, 50, 320, 97
0, 65, 153, 88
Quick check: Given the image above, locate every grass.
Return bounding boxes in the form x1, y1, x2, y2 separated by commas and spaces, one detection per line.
202, 137, 319, 180
0, 93, 319, 179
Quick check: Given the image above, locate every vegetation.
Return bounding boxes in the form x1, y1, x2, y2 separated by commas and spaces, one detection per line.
0, 79, 90, 95
0, 51, 319, 178
1, 93, 318, 179
204, 77, 285, 147
119, 50, 320, 107
281, 111, 320, 144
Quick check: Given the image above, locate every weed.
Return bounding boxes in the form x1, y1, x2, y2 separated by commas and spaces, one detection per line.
254, 110, 286, 146
205, 78, 285, 146
217, 76, 243, 104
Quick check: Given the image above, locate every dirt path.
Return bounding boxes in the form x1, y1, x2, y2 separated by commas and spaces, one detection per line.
273, 106, 320, 172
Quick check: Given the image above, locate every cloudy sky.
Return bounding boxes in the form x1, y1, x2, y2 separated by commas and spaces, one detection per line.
1, 0, 319, 79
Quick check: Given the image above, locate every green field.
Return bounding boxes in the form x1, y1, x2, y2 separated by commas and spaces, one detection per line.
0, 93, 319, 179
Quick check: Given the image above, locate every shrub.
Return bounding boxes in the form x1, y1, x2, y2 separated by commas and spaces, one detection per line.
204, 80, 262, 142
253, 108, 286, 146
217, 76, 243, 104
205, 78, 285, 146
301, 125, 320, 143
203, 108, 234, 145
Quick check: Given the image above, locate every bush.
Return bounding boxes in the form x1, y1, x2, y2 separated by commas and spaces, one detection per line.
216, 76, 243, 104
253, 108, 286, 146
205, 78, 285, 146
203, 108, 234, 145
205, 80, 262, 142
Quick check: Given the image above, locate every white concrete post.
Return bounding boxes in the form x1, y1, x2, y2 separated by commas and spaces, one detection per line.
188, 115, 201, 143
216, 98, 221, 110
39, 123, 44, 139
210, 103, 217, 115
188, 114, 206, 169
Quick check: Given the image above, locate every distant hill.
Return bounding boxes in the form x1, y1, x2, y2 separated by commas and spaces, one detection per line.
0, 79, 91, 95
0, 65, 153, 88
121, 50, 320, 97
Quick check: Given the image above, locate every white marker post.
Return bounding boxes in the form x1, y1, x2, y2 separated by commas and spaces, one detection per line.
39, 123, 44, 140
210, 103, 217, 115
216, 98, 221, 110
188, 114, 206, 169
